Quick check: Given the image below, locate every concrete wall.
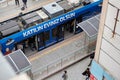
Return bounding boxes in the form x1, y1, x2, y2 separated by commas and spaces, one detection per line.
93, 0, 120, 79
91, 60, 114, 80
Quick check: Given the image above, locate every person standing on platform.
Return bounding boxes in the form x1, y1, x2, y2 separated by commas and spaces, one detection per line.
5, 48, 11, 55
15, 0, 20, 6
22, 0, 27, 8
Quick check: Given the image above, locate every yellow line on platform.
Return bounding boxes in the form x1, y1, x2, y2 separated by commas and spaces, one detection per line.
29, 35, 81, 61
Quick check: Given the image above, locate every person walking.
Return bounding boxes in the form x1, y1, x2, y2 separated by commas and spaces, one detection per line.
85, 68, 90, 80
22, 0, 27, 9
15, 0, 20, 6
62, 71, 68, 80
82, 68, 90, 80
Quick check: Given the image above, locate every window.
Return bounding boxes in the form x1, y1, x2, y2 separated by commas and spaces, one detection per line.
52, 27, 57, 38
44, 31, 50, 41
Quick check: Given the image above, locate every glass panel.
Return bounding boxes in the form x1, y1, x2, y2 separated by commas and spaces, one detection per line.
44, 31, 50, 42
65, 19, 75, 33
52, 27, 57, 38
76, 15, 82, 23
69, 19, 74, 33
37, 32, 44, 47
58, 26, 64, 38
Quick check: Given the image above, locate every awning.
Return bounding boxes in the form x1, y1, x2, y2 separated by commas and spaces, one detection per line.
77, 14, 100, 37
5, 49, 31, 74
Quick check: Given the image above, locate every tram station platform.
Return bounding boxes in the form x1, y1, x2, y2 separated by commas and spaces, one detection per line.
28, 32, 92, 80
0, 0, 56, 22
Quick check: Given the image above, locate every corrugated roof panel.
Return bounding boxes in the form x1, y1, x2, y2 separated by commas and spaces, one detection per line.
22, 12, 38, 20
77, 14, 100, 37
95, 14, 100, 20
88, 17, 99, 31
10, 50, 31, 71
5, 56, 18, 72
6, 50, 31, 73
78, 21, 97, 37
0, 21, 18, 31
1, 25, 20, 36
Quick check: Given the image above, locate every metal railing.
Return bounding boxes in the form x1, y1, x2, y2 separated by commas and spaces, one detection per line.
30, 32, 97, 80
32, 45, 90, 80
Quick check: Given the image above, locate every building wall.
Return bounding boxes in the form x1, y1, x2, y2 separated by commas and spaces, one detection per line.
93, 0, 120, 80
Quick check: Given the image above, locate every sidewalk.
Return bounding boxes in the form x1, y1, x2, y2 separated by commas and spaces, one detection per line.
0, 0, 55, 22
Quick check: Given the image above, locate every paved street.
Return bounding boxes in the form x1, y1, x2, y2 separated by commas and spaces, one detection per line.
0, 0, 55, 22
45, 57, 90, 80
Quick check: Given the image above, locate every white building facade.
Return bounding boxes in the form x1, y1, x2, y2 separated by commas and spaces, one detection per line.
90, 0, 120, 80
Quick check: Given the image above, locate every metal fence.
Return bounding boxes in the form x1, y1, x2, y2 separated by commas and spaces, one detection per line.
32, 46, 88, 80
31, 32, 97, 80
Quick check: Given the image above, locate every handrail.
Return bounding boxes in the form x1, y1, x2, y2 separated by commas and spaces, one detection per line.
32, 44, 88, 73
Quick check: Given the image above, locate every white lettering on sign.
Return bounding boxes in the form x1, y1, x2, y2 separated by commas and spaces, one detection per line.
23, 25, 43, 37
23, 12, 75, 37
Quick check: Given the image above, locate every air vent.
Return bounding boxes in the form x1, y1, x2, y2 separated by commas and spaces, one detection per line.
52, 4, 56, 7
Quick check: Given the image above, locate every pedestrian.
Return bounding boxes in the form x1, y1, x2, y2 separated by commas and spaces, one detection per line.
15, 0, 20, 6
85, 68, 90, 80
29, 37, 36, 51
5, 48, 11, 55
88, 51, 95, 66
82, 68, 90, 80
22, 0, 27, 8
62, 71, 68, 80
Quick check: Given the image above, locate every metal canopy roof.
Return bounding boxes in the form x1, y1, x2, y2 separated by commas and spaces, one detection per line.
5, 49, 31, 74
77, 14, 100, 37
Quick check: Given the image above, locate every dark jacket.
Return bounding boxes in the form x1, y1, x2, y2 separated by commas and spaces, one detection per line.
22, 0, 27, 3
